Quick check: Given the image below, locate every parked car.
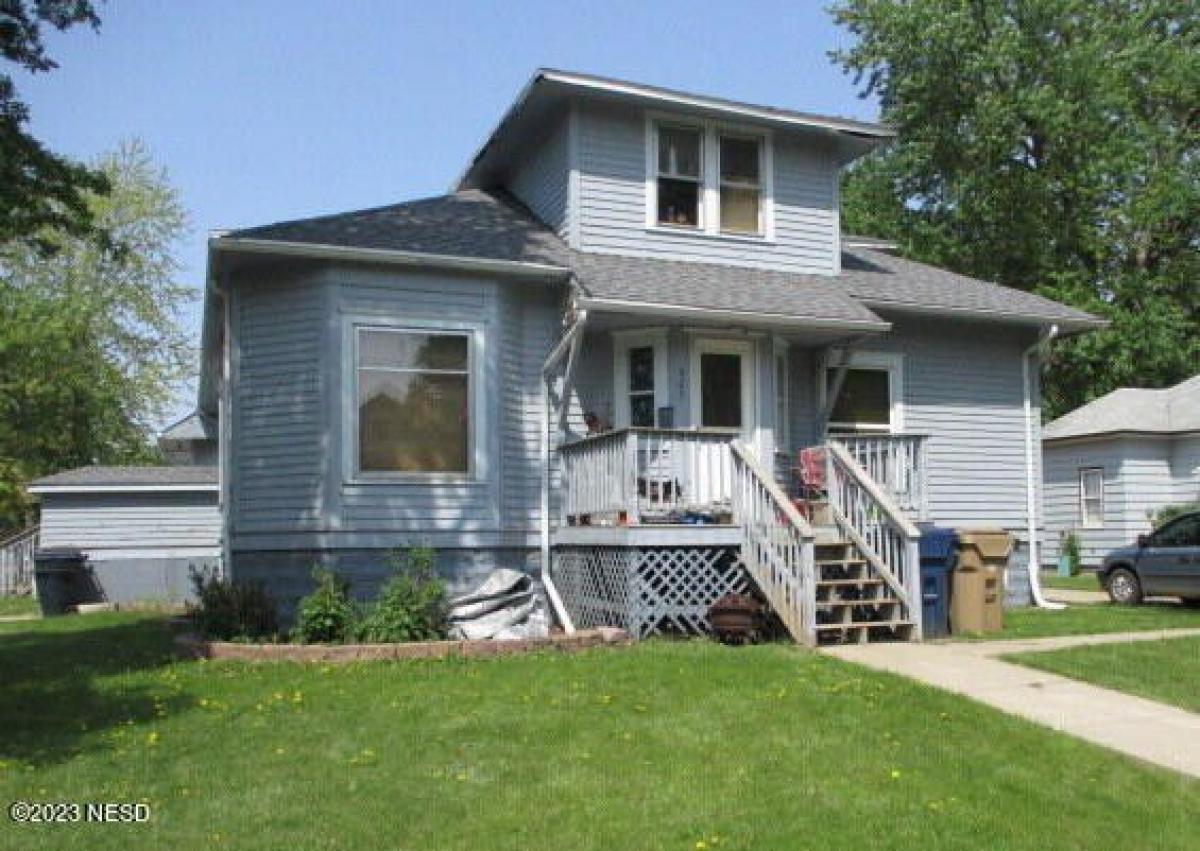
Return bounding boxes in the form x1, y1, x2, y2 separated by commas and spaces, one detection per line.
1099, 511, 1200, 605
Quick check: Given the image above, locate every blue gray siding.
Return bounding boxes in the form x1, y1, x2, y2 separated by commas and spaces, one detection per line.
858, 319, 1039, 531
507, 109, 572, 240
1172, 435, 1200, 503
228, 262, 564, 554
1043, 441, 1129, 565
575, 100, 839, 273
39, 490, 220, 555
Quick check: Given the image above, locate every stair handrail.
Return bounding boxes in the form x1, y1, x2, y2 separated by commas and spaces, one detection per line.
0, 524, 39, 596
825, 441, 922, 638
730, 441, 816, 645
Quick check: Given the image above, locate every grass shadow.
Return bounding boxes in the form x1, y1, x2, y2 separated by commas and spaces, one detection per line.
0, 614, 194, 766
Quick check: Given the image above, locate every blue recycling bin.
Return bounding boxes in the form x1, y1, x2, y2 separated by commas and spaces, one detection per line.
917, 525, 957, 638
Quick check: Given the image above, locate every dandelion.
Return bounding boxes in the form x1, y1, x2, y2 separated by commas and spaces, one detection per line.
889, 769, 901, 780
695, 841, 708, 850
146, 732, 160, 746
274, 747, 286, 755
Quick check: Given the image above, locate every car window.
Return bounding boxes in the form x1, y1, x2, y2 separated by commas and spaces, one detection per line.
1154, 515, 1200, 547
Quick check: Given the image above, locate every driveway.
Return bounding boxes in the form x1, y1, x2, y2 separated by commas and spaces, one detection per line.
824, 629, 1200, 778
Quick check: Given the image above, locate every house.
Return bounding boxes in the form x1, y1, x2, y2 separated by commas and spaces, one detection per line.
27, 70, 1104, 640
1042, 375, 1200, 567
25, 412, 220, 604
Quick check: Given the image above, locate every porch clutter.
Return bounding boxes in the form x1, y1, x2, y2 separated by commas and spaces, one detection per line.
447, 569, 549, 640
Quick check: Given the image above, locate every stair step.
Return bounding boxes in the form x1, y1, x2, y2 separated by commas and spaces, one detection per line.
815, 598, 900, 609
817, 578, 884, 587
815, 558, 866, 567
815, 619, 910, 631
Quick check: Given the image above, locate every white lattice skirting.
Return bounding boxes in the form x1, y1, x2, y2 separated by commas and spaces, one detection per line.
552, 545, 749, 639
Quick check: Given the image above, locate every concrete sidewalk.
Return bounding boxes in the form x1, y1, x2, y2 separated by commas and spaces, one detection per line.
825, 629, 1200, 779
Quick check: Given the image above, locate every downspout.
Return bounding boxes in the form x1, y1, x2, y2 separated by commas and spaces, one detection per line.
540, 299, 588, 633
1023, 324, 1062, 609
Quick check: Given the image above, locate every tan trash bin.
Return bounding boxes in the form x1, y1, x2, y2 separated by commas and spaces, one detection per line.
951, 529, 1013, 634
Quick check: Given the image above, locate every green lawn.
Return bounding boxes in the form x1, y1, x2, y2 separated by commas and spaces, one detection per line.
1039, 571, 1102, 592
2, 614, 1198, 850
0, 596, 38, 618
958, 601, 1200, 641
1006, 636, 1200, 714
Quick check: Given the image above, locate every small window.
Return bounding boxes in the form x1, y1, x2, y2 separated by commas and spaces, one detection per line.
656, 125, 702, 228
719, 135, 762, 234
827, 368, 892, 432
627, 345, 657, 427
356, 328, 471, 474
1079, 468, 1104, 528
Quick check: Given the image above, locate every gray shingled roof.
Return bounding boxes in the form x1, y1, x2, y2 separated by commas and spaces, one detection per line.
228, 189, 571, 268
1043, 375, 1200, 441
839, 249, 1104, 329
570, 250, 885, 327
220, 190, 1103, 330
30, 466, 218, 489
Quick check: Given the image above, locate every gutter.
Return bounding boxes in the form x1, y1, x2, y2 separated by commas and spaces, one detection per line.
27, 484, 219, 495
211, 236, 571, 281
574, 296, 890, 333
855, 297, 1107, 334
1023, 324, 1063, 610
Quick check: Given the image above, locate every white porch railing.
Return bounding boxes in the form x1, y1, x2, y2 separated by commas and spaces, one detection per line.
559, 428, 735, 524
826, 442, 923, 639
730, 441, 815, 645
831, 433, 928, 518
0, 526, 38, 596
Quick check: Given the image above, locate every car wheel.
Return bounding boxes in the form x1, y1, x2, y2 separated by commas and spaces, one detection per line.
1181, 598, 1200, 609
1107, 568, 1143, 605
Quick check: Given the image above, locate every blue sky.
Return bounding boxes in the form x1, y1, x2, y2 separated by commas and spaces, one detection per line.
20, 0, 877, 422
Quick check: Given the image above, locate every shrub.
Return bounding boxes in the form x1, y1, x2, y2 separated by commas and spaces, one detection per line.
1150, 501, 1200, 529
292, 567, 355, 644
1060, 531, 1081, 575
354, 546, 448, 643
188, 568, 278, 640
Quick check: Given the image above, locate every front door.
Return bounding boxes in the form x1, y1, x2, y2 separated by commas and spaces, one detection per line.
691, 339, 756, 440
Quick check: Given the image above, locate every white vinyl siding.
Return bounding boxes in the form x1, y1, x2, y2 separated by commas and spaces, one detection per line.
39, 491, 220, 556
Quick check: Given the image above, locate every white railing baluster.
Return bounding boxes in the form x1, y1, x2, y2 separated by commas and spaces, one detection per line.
825, 441, 923, 640
831, 434, 928, 519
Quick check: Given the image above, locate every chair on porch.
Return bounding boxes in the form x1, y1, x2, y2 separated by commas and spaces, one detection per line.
790, 446, 827, 521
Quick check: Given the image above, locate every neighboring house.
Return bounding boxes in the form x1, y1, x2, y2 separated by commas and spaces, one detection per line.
27, 70, 1103, 640
1043, 375, 1200, 567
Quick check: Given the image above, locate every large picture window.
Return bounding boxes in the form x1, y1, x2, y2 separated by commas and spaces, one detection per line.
356, 327, 472, 475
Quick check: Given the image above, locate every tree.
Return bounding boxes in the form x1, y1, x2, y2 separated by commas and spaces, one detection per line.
0, 141, 194, 531
831, 0, 1200, 418
2, 0, 111, 250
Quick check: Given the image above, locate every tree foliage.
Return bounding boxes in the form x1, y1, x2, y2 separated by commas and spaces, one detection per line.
831, 0, 1200, 417
0, 141, 194, 531
1, 0, 111, 250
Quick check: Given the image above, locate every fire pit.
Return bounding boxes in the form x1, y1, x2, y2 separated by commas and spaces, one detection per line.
708, 593, 762, 645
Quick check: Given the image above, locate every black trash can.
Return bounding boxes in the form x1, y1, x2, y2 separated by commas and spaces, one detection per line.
917, 525, 957, 638
33, 548, 96, 616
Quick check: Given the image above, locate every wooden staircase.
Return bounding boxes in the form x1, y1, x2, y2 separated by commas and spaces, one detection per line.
731, 440, 922, 647
812, 531, 914, 645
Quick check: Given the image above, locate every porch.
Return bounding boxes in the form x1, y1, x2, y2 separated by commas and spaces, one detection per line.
548, 427, 926, 644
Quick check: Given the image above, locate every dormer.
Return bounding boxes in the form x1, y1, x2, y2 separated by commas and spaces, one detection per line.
458, 69, 893, 275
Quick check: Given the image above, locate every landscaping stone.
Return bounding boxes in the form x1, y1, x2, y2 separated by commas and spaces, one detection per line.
175, 627, 630, 663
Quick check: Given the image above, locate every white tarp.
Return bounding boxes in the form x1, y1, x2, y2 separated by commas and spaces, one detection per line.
447, 569, 548, 640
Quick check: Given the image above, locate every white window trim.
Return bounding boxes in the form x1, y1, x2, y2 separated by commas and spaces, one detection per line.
343, 316, 488, 484
613, 329, 669, 428
690, 337, 757, 439
1079, 467, 1105, 529
817, 350, 905, 434
773, 337, 791, 451
644, 112, 775, 241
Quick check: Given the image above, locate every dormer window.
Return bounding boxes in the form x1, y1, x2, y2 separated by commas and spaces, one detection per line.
656, 125, 702, 228
719, 134, 762, 234
648, 118, 772, 239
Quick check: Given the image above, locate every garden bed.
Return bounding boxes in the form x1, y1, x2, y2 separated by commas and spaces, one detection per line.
174, 627, 629, 663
